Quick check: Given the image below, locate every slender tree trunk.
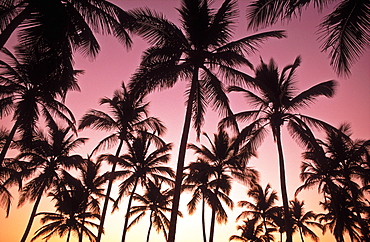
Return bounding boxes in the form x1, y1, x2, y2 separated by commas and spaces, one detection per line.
168, 72, 198, 242
146, 211, 154, 242
121, 177, 139, 242
209, 208, 216, 242
96, 139, 124, 242
275, 127, 292, 242
209, 184, 220, 242
79, 210, 86, 242
299, 226, 304, 242
201, 196, 207, 242
263, 216, 270, 241
66, 228, 71, 242
0, 120, 19, 165
20, 190, 44, 242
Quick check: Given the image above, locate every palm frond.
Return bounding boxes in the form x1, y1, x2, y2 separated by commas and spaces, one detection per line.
289, 80, 337, 111
318, 0, 370, 76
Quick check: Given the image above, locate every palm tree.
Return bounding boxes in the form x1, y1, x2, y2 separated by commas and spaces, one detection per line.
318, 186, 363, 242
236, 184, 278, 242
0, 46, 78, 165
269, 206, 286, 242
183, 160, 215, 242
16, 117, 86, 242
220, 56, 337, 242
128, 1, 286, 239
110, 132, 174, 242
61, 157, 109, 242
229, 217, 272, 242
188, 129, 258, 242
290, 198, 322, 242
31, 182, 100, 242
0, 0, 132, 57
127, 179, 179, 242
298, 123, 369, 239
246, 0, 369, 76
78, 83, 166, 242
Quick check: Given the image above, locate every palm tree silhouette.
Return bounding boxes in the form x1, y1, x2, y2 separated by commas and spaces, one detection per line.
0, 47, 78, 165
290, 198, 322, 242
0, 0, 132, 56
31, 182, 99, 242
229, 217, 272, 242
246, 0, 369, 76
183, 160, 215, 242
78, 83, 166, 242
62, 157, 108, 242
318, 186, 363, 242
128, 1, 285, 239
187, 129, 258, 242
16, 117, 86, 242
127, 179, 178, 242
111, 132, 174, 242
221, 56, 337, 242
236, 184, 278, 241
298, 123, 369, 240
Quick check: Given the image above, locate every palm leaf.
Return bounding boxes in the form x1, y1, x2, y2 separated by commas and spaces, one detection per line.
318, 0, 370, 76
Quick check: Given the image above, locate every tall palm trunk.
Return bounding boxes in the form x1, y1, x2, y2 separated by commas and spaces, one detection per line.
96, 139, 124, 242
209, 208, 217, 242
0, 119, 19, 165
201, 196, 207, 242
298, 226, 305, 242
66, 228, 72, 242
168, 71, 198, 242
79, 207, 87, 242
262, 215, 270, 241
146, 211, 154, 242
20, 185, 45, 242
274, 127, 292, 242
209, 180, 221, 242
121, 177, 139, 242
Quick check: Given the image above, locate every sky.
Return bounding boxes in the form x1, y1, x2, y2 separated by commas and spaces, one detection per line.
0, 0, 369, 242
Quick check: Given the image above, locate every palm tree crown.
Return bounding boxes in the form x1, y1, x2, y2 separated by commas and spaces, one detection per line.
0, 47, 78, 164
128, 3, 285, 239
78, 83, 166, 242
0, 0, 133, 56
221, 56, 337, 242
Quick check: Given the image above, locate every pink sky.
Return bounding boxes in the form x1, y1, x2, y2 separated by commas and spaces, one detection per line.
0, 1, 369, 242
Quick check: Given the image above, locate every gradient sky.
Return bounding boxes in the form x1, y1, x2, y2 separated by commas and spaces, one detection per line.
0, 1, 369, 242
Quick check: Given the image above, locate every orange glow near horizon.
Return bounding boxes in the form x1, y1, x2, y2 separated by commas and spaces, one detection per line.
0, 1, 369, 242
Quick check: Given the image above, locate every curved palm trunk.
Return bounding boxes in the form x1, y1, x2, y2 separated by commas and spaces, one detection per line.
20, 188, 44, 242
298, 226, 305, 242
274, 127, 293, 242
168, 72, 198, 242
121, 177, 139, 242
209, 208, 217, 242
0, 120, 19, 165
66, 228, 72, 242
201, 196, 207, 242
146, 211, 154, 242
209, 184, 220, 242
96, 139, 124, 242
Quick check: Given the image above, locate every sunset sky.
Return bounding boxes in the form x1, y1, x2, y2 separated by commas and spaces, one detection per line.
0, 1, 369, 242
